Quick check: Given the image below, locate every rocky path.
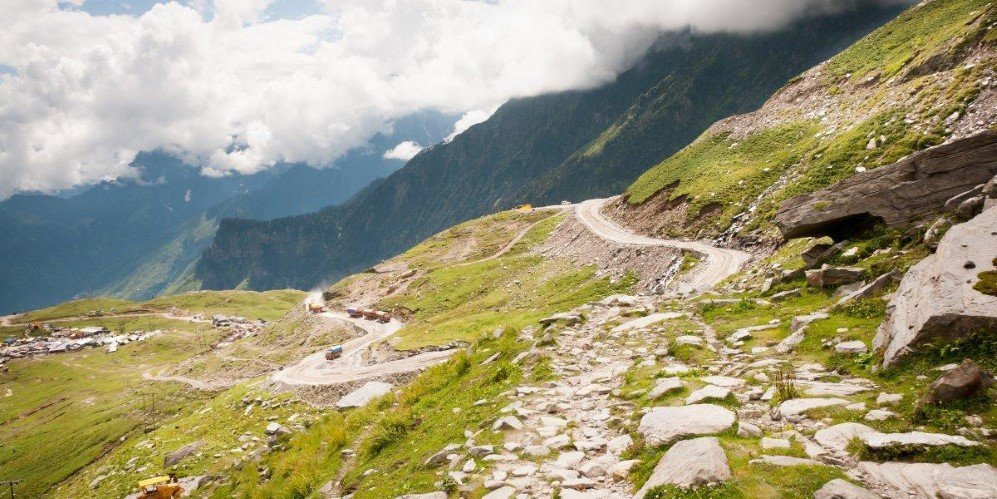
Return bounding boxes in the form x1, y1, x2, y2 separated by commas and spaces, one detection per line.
574, 198, 751, 295
426, 290, 997, 498
272, 312, 455, 386
439, 298, 659, 498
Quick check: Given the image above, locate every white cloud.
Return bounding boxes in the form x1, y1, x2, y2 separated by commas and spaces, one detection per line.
382, 140, 423, 161
445, 107, 499, 142
0, 0, 913, 198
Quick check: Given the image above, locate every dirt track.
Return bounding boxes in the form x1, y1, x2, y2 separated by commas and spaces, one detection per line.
271, 312, 455, 386
574, 197, 751, 295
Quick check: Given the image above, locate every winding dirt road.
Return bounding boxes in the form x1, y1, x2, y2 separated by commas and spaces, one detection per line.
271, 312, 455, 386
575, 197, 751, 295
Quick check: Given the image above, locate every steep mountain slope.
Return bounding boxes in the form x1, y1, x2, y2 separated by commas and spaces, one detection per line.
613, 0, 997, 247
517, 10, 902, 204
195, 4, 903, 292
0, 112, 455, 313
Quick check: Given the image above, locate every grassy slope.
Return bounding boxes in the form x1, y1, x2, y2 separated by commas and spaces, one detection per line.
384, 214, 636, 349
625, 0, 995, 239
0, 290, 305, 496
0, 331, 220, 496
10, 289, 304, 328
44, 209, 639, 497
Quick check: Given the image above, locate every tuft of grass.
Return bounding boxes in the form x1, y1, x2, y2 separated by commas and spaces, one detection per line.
973, 270, 997, 296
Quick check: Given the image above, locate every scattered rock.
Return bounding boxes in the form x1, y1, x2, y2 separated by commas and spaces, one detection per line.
648, 377, 685, 399
737, 422, 762, 438
685, 385, 731, 405
164, 440, 205, 467
634, 437, 731, 498
857, 461, 997, 498
835, 271, 901, 306
265, 422, 291, 436
876, 392, 902, 406
539, 312, 583, 327
397, 492, 448, 499
770, 288, 802, 301
760, 437, 790, 450
919, 359, 995, 407
806, 266, 864, 287
492, 416, 524, 431
482, 486, 516, 499
776, 398, 848, 418
834, 340, 868, 354
749, 455, 821, 467
637, 405, 736, 446
813, 479, 879, 499
864, 409, 897, 421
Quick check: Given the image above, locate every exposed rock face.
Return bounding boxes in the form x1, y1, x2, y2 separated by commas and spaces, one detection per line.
874, 207, 997, 367
637, 404, 735, 446
775, 131, 997, 241
634, 437, 731, 498
857, 462, 997, 498
919, 359, 995, 406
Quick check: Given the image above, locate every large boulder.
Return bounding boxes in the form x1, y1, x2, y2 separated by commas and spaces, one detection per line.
637, 404, 735, 447
775, 130, 997, 241
919, 359, 995, 407
874, 207, 997, 367
634, 437, 731, 498
856, 462, 997, 498
806, 266, 864, 287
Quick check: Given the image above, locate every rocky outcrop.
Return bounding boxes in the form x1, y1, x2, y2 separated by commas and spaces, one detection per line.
874, 207, 997, 367
634, 437, 731, 498
775, 131, 997, 240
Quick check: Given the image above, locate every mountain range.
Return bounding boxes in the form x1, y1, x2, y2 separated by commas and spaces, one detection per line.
194, 3, 904, 292
0, 111, 455, 313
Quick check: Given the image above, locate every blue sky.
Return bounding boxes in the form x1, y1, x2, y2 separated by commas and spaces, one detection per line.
61, 0, 323, 20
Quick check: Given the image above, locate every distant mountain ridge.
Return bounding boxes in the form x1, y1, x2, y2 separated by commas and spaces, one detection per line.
0, 111, 455, 313
195, 3, 904, 292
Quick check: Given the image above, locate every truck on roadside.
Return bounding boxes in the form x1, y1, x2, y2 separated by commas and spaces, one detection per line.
324, 345, 343, 361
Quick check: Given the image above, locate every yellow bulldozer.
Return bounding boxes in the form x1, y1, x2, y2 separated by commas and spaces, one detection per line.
136, 475, 183, 498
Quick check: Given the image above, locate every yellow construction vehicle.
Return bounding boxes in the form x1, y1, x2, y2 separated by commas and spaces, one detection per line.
136, 475, 183, 498
515, 204, 533, 213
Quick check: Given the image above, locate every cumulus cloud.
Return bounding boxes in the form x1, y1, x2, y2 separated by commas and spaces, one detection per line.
0, 0, 913, 198
382, 141, 424, 161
